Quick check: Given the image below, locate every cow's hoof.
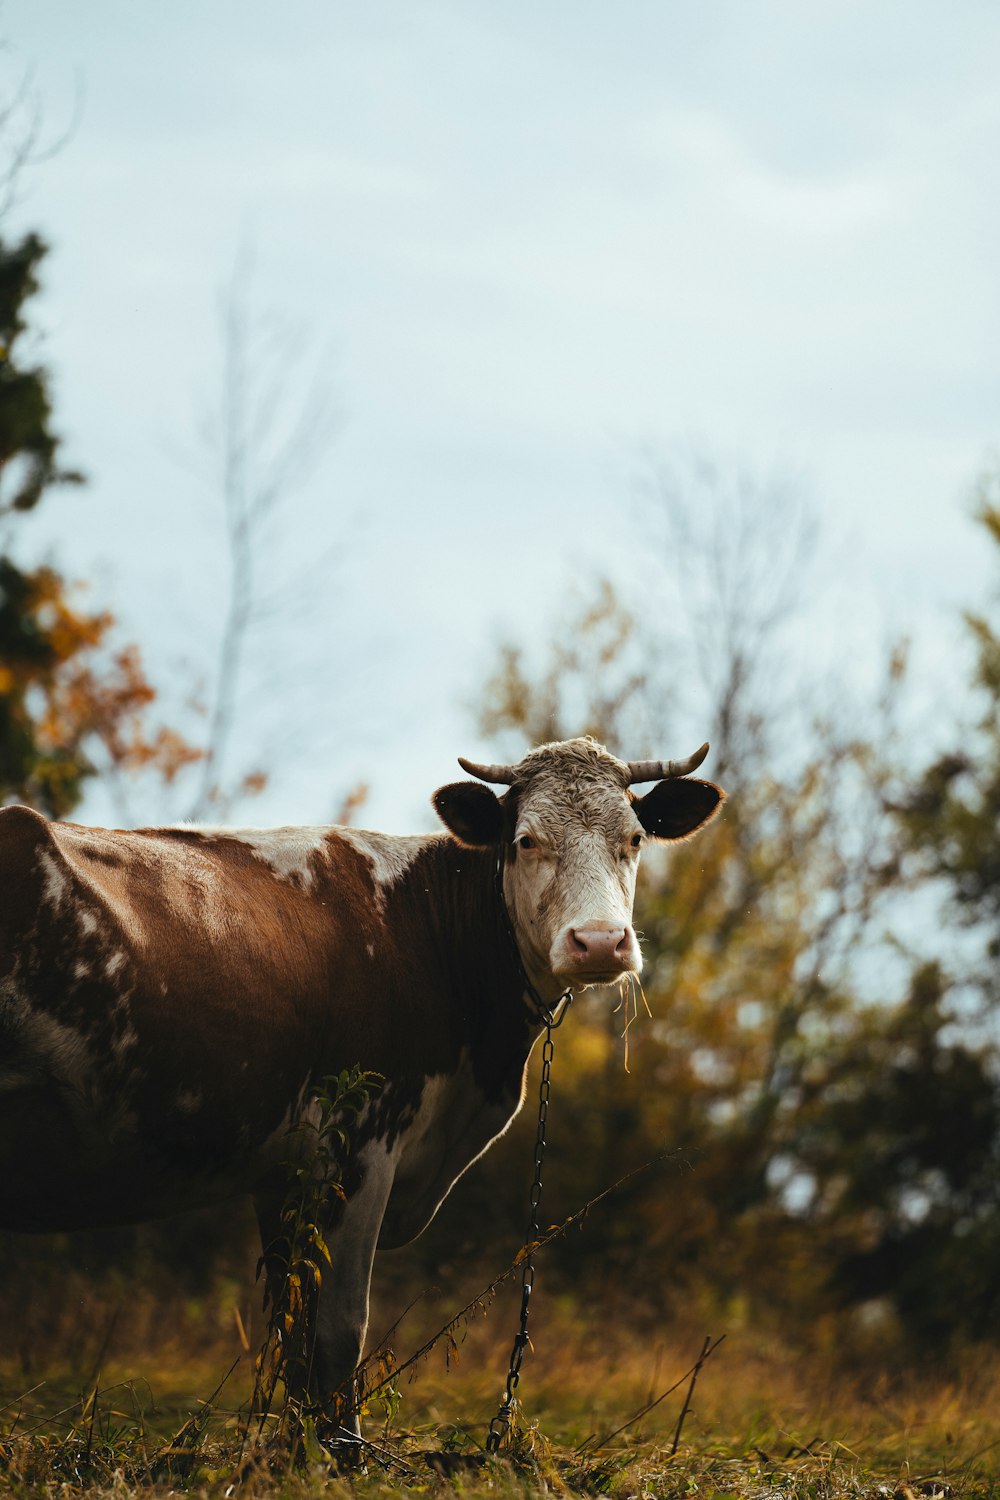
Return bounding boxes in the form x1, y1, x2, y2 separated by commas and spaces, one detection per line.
325, 1429, 365, 1472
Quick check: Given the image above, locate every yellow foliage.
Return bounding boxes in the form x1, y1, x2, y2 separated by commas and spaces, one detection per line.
0, 561, 203, 815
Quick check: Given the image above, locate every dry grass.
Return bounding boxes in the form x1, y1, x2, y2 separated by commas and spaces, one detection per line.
3, 1278, 1000, 1498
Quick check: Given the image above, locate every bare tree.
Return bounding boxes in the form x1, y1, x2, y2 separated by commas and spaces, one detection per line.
70, 245, 362, 832
474, 579, 652, 757
475, 449, 821, 781
183, 251, 344, 822
634, 448, 819, 784
0, 52, 83, 225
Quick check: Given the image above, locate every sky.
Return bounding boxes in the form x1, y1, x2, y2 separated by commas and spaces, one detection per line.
3, 2, 999, 831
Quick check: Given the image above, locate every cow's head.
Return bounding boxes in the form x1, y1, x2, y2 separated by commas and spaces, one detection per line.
433, 737, 724, 996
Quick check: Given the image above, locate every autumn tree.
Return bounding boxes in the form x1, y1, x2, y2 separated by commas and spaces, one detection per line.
0, 231, 198, 816
786, 958, 1000, 1345
789, 487, 1000, 1344
891, 483, 1000, 979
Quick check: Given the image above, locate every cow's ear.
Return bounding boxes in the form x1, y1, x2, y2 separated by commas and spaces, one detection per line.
633, 778, 725, 841
433, 781, 505, 848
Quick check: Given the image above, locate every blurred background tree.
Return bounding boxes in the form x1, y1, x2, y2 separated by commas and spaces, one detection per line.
795, 488, 1000, 1345
177, 247, 346, 824
0, 231, 197, 816
891, 483, 1000, 978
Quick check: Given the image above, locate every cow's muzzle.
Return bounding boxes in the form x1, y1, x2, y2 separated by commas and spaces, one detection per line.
551, 924, 642, 983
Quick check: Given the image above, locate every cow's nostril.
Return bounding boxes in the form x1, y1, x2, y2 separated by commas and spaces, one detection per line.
567, 927, 630, 964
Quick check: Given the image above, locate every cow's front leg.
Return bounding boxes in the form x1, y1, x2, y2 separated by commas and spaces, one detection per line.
314, 1146, 396, 1442
255, 1143, 396, 1446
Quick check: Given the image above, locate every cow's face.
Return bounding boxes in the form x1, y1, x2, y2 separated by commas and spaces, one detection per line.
434, 738, 724, 993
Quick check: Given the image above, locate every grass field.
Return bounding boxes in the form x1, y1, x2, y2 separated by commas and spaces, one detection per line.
3, 1277, 998, 1499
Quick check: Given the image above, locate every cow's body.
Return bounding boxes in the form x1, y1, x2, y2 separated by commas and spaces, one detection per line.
0, 737, 723, 1434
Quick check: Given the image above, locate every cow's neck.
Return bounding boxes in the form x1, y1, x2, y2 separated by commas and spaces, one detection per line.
401, 838, 547, 1094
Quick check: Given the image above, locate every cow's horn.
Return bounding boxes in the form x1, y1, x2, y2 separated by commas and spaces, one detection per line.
625, 742, 710, 783
457, 756, 517, 785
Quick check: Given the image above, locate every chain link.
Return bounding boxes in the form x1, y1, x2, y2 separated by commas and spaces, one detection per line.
486, 1004, 569, 1454
486, 845, 572, 1454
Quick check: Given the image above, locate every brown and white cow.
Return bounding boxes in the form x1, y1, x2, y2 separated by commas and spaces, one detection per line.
0, 736, 723, 1433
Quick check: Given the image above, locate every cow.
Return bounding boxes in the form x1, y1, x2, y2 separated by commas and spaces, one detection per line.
0, 735, 723, 1437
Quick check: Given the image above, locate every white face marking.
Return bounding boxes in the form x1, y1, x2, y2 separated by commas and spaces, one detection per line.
503, 756, 645, 987
335, 830, 431, 911
105, 951, 126, 979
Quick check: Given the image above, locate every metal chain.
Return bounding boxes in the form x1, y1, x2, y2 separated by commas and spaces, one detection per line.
485, 1001, 571, 1454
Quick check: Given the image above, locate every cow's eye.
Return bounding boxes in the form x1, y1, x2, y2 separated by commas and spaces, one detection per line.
630, 832, 643, 849
517, 834, 536, 851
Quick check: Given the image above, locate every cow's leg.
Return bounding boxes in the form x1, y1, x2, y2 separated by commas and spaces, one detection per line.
254, 1143, 395, 1446
312, 1145, 396, 1441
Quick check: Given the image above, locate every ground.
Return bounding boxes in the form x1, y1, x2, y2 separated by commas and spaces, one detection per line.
2, 1286, 998, 1498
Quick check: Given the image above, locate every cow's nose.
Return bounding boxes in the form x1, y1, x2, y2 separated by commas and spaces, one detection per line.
551, 923, 641, 980
569, 926, 631, 966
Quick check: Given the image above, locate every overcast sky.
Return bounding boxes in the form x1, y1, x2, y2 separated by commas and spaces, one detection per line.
3, 2, 999, 830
